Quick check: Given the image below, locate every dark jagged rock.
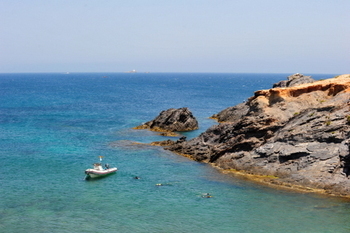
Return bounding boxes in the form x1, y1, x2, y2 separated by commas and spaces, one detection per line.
210, 102, 250, 123
273, 73, 315, 88
134, 107, 198, 134
165, 74, 350, 197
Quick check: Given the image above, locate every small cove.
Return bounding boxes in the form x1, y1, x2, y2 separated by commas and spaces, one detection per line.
0, 72, 348, 233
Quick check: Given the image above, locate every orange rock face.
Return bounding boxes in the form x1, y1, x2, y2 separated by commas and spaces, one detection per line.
254, 74, 350, 104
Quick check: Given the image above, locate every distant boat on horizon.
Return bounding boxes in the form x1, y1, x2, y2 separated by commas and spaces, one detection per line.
125, 69, 137, 73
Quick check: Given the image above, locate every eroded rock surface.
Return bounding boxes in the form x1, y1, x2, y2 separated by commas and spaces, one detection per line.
134, 107, 198, 133
166, 74, 350, 196
272, 73, 315, 88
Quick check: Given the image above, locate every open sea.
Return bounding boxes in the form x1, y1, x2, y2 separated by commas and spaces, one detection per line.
1, 72, 349, 233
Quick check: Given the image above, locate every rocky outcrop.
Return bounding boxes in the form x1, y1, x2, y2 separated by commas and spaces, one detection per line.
134, 107, 198, 135
210, 102, 250, 123
165, 74, 350, 197
272, 73, 315, 88
211, 73, 316, 123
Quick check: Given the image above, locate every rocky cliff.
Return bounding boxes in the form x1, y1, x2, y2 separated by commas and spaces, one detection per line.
166, 74, 350, 197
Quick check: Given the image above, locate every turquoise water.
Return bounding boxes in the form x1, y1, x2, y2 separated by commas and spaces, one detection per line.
0, 73, 349, 232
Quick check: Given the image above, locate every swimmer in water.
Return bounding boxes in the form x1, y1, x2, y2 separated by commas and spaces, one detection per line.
155, 183, 173, 186
202, 193, 213, 198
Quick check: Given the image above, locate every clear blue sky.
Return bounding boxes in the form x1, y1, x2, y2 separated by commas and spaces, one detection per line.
1, 0, 349, 74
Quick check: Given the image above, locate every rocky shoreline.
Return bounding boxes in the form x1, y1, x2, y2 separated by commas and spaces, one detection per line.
136, 74, 350, 198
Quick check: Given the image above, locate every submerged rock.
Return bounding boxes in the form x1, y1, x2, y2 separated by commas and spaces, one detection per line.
165, 74, 350, 197
134, 107, 198, 134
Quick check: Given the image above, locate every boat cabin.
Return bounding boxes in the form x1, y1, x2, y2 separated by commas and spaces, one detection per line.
93, 163, 104, 170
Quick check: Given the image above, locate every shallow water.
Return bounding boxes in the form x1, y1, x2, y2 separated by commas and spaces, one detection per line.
1, 72, 349, 233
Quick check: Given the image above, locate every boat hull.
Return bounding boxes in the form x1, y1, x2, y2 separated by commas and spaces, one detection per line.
85, 167, 117, 180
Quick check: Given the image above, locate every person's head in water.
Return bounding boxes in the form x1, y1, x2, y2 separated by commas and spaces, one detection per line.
202, 193, 213, 198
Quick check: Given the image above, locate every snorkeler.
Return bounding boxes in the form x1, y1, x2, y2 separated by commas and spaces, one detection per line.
202, 193, 213, 198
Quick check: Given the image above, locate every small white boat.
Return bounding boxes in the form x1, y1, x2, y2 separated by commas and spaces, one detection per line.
85, 157, 117, 180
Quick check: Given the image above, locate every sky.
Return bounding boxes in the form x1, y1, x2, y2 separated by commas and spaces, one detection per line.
0, 0, 349, 74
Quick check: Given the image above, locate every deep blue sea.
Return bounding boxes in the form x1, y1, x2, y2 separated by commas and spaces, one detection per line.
1, 72, 349, 233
